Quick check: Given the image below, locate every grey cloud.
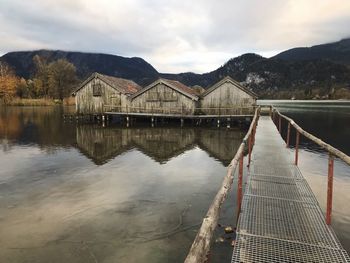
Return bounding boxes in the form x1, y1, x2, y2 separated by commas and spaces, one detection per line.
1, 0, 350, 72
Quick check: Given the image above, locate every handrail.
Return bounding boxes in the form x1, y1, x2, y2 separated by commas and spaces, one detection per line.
272, 107, 350, 165
184, 107, 260, 263
270, 105, 350, 225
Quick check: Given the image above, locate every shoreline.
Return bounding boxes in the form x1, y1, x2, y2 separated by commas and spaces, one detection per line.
0, 98, 75, 107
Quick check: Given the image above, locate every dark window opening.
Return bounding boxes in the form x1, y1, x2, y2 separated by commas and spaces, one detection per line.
93, 84, 102, 96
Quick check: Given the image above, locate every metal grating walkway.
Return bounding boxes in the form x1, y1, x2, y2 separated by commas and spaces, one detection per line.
232, 116, 350, 263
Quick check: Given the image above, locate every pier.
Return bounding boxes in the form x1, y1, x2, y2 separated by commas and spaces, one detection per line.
64, 105, 256, 126
185, 106, 350, 263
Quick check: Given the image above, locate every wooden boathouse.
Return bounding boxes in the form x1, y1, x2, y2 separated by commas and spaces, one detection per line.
129, 78, 200, 115
72, 74, 258, 124
72, 72, 141, 115
200, 76, 257, 115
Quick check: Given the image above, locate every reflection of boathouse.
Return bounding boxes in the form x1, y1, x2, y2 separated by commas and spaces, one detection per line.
75, 125, 243, 165
76, 125, 133, 164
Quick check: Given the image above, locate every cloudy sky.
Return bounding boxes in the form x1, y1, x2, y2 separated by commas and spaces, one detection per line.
0, 0, 350, 73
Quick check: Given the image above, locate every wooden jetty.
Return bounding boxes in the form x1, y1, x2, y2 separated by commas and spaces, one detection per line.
185, 106, 350, 263
64, 105, 256, 127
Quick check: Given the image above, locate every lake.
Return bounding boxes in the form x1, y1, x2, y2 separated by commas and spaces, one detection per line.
0, 106, 245, 263
0, 101, 349, 262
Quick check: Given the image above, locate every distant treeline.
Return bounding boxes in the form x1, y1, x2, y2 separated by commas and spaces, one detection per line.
0, 55, 79, 104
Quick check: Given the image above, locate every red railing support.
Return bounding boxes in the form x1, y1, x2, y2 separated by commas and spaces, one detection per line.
238, 153, 244, 213
248, 134, 252, 167
326, 153, 334, 225
286, 122, 291, 147
295, 131, 300, 165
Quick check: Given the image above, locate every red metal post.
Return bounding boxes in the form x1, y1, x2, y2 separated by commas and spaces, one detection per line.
248, 134, 252, 167
278, 115, 281, 133
286, 122, 291, 147
295, 131, 300, 165
326, 153, 334, 225
237, 153, 244, 213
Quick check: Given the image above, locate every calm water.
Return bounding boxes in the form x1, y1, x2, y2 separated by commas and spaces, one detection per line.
0, 102, 349, 262
0, 106, 245, 263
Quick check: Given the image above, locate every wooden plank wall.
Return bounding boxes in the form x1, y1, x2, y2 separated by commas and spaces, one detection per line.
75, 77, 126, 114
200, 82, 256, 114
130, 83, 197, 114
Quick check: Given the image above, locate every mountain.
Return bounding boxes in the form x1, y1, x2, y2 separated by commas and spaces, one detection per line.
0, 50, 159, 86
1, 38, 350, 99
274, 38, 350, 65
161, 52, 350, 98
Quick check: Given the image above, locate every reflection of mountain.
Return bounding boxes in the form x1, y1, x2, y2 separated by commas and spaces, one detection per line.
75, 125, 244, 166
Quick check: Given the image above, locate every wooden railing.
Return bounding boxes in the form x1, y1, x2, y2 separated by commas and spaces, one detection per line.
271, 106, 350, 225
103, 105, 255, 116
184, 107, 260, 263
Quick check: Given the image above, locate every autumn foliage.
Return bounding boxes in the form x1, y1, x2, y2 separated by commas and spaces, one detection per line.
0, 55, 78, 104
0, 62, 18, 103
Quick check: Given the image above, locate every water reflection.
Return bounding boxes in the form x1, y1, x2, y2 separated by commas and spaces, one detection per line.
76, 125, 243, 166
0, 106, 244, 263
0, 106, 75, 151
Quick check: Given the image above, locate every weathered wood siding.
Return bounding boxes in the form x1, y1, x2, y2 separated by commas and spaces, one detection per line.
200, 82, 256, 115
131, 83, 196, 114
75, 78, 127, 114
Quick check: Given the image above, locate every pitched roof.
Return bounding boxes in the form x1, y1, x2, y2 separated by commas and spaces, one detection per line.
130, 78, 199, 101
202, 76, 258, 99
72, 72, 141, 95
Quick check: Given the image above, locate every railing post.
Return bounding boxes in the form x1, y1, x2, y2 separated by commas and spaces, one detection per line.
295, 131, 300, 165
248, 134, 252, 167
326, 153, 334, 225
278, 115, 281, 133
254, 118, 258, 143
238, 153, 244, 213
286, 122, 291, 147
